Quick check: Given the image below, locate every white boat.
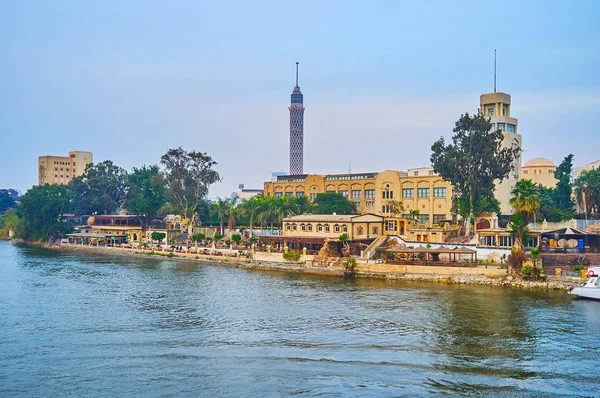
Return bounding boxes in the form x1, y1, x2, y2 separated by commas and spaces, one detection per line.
569, 267, 600, 300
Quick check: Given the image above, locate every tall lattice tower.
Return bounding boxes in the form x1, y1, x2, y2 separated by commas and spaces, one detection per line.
289, 62, 305, 175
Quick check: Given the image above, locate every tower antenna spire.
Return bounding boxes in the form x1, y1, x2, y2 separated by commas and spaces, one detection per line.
494, 49, 497, 93
295, 62, 299, 87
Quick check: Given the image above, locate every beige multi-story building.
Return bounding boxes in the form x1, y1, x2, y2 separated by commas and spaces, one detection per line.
263, 167, 454, 227
480, 92, 521, 215
38, 151, 93, 185
522, 157, 557, 188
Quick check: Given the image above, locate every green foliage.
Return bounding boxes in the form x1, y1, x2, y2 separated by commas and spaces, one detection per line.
231, 233, 242, 243
454, 196, 500, 220
69, 161, 127, 215
167, 252, 175, 258
191, 232, 205, 242
17, 184, 72, 241
161, 147, 220, 220
0, 191, 16, 213
313, 192, 356, 215
521, 265, 534, 279
0, 208, 21, 239
537, 155, 576, 221
510, 179, 541, 225
345, 257, 356, 270
214, 233, 224, 241
574, 167, 600, 218
529, 246, 541, 260
283, 250, 301, 262
338, 233, 349, 242
123, 165, 166, 225
431, 112, 519, 235
151, 231, 166, 242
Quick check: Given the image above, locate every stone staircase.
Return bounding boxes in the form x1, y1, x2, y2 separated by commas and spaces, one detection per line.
362, 235, 388, 259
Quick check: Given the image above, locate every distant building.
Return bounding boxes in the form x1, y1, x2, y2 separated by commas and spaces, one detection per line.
522, 158, 557, 188
480, 92, 521, 215
573, 160, 600, 179
235, 184, 263, 201
289, 62, 305, 175
263, 168, 454, 228
38, 151, 93, 185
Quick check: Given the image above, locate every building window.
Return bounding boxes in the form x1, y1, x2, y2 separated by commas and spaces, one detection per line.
292, 224, 297, 231
507, 124, 515, 133
357, 226, 364, 235
307, 224, 313, 232
300, 224, 306, 231
310, 193, 317, 201
285, 224, 291, 231
488, 107, 494, 117
366, 201, 374, 207
418, 188, 429, 198
275, 192, 283, 198
364, 189, 375, 199
548, 170, 553, 174
402, 188, 414, 198
325, 224, 330, 232
386, 220, 396, 231
382, 190, 393, 199
317, 224, 322, 232
297, 192, 304, 197
433, 214, 445, 224
502, 107, 506, 116
372, 226, 378, 235
490, 123, 496, 131
334, 224, 340, 233
498, 235, 513, 247
523, 170, 528, 174
351, 190, 361, 200
497, 122, 505, 131
339, 190, 348, 198
433, 187, 446, 198
286, 192, 294, 197
342, 224, 348, 232
480, 235, 496, 246
418, 214, 430, 224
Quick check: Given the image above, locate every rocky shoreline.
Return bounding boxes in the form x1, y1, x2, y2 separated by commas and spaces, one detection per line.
43, 243, 578, 291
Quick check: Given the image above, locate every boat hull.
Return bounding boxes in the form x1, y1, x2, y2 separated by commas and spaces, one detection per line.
569, 287, 600, 300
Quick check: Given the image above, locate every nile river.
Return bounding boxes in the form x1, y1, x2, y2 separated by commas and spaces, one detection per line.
1, 242, 599, 397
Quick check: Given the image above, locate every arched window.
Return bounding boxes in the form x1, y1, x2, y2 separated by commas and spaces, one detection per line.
308, 224, 313, 232
372, 226, 378, 235
334, 224, 340, 233
292, 224, 297, 231
342, 224, 348, 233
317, 224, 323, 232
357, 226, 364, 235
325, 224, 330, 232
286, 223, 291, 231
300, 224, 306, 231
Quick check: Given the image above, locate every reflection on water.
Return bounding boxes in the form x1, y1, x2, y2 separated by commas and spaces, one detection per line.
1, 242, 599, 397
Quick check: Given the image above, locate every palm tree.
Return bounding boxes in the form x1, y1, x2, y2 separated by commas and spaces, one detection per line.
227, 196, 239, 236
213, 197, 230, 235
238, 194, 265, 238
509, 179, 541, 273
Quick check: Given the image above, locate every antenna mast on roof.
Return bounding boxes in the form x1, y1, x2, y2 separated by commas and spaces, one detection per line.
494, 49, 497, 93
295, 62, 299, 87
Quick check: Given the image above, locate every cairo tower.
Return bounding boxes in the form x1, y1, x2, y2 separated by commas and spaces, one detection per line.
289, 62, 305, 175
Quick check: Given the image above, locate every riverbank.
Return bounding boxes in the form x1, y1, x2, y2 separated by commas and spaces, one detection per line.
45, 243, 578, 291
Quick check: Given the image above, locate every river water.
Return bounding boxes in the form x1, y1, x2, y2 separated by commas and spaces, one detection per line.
1, 242, 599, 397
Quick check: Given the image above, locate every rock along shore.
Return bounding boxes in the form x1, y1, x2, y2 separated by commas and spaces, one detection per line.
44, 243, 578, 292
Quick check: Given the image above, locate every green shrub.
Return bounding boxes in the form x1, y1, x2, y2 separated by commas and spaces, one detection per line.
214, 233, 224, 241
231, 234, 242, 244
283, 250, 301, 262
345, 257, 356, 270
167, 252, 175, 258
521, 265, 534, 279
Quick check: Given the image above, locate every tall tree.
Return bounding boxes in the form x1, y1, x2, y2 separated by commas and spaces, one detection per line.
574, 168, 600, 219
313, 192, 357, 215
554, 154, 575, 212
123, 165, 167, 227
431, 112, 519, 235
238, 195, 265, 237
212, 197, 230, 235
161, 147, 220, 233
509, 179, 541, 271
0, 191, 16, 213
69, 161, 128, 215
17, 184, 72, 241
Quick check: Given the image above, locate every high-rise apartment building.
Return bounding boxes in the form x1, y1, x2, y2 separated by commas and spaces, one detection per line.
289, 62, 305, 175
480, 92, 521, 214
38, 151, 93, 185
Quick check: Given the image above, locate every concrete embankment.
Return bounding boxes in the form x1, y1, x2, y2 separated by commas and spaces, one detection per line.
47, 244, 578, 291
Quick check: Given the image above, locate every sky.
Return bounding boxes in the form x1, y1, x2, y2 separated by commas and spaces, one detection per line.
1, 0, 599, 199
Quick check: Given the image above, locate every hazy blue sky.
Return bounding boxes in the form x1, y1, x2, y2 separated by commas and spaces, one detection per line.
1, 0, 599, 198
